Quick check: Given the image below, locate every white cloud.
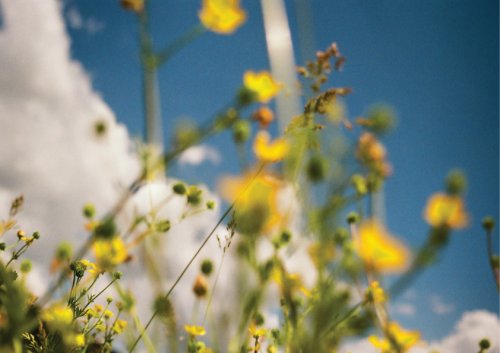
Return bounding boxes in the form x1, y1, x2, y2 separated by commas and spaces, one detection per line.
178, 144, 221, 166
341, 310, 500, 353
430, 294, 455, 315
65, 6, 105, 34
393, 302, 416, 316
0, 0, 139, 263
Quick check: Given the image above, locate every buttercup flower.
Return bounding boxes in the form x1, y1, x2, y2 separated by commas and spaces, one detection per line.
253, 131, 289, 163
424, 193, 468, 229
252, 106, 274, 128
93, 236, 128, 270
219, 172, 283, 234
354, 219, 410, 274
243, 71, 281, 103
120, 0, 144, 12
369, 322, 420, 353
184, 324, 206, 336
199, 0, 246, 34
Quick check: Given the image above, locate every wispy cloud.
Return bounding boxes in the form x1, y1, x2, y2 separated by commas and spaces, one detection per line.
178, 144, 221, 166
430, 294, 455, 315
66, 6, 105, 34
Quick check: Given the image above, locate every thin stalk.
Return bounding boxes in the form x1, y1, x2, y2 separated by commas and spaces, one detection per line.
156, 25, 206, 67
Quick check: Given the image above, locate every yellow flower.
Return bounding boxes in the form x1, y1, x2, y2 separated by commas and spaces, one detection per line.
424, 193, 468, 229
354, 220, 410, 274
184, 324, 206, 336
72, 334, 85, 347
199, 0, 246, 34
369, 322, 420, 353
366, 281, 386, 304
253, 131, 289, 163
219, 172, 283, 234
42, 304, 73, 328
248, 324, 267, 337
112, 319, 128, 334
252, 106, 274, 128
80, 259, 99, 276
272, 270, 311, 297
93, 236, 128, 270
243, 71, 281, 103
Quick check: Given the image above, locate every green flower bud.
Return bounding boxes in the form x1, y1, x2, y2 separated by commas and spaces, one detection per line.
206, 200, 215, 210
201, 259, 213, 276
20, 259, 32, 273
490, 255, 499, 269
187, 186, 203, 206
445, 169, 467, 195
362, 105, 396, 135
482, 216, 495, 232
93, 217, 117, 240
157, 220, 171, 233
346, 211, 360, 224
334, 228, 349, 245
232, 119, 251, 143
55, 242, 73, 261
113, 271, 123, 280
479, 338, 491, 350
32, 231, 40, 239
253, 312, 265, 326
173, 183, 187, 195
237, 86, 258, 107
306, 154, 327, 182
351, 174, 367, 195
83, 203, 96, 219
0, 243, 6, 251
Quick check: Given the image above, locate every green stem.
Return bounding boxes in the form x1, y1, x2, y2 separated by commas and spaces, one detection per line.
156, 24, 206, 67
485, 229, 499, 291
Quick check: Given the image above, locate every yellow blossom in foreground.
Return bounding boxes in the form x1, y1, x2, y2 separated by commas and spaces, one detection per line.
220, 172, 284, 234
366, 281, 386, 304
80, 259, 99, 275
42, 304, 73, 329
93, 236, 128, 270
199, 0, 246, 34
184, 324, 206, 336
369, 322, 420, 353
253, 131, 289, 163
72, 334, 85, 347
354, 220, 410, 274
243, 71, 281, 103
424, 193, 468, 229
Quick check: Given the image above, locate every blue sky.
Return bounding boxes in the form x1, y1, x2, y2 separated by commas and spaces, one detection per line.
61, 0, 498, 340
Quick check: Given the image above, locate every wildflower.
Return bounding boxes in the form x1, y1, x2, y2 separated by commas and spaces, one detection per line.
424, 193, 468, 229
219, 172, 283, 234
354, 220, 410, 274
103, 309, 113, 319
72, 334, 85, 347
366, 281, 386, 304
272, 270, 311, 297
80, 259, 100, 275
253, 131, 289, 162
198, 0, 246, 34
252, 106, 274, 128
232, 119, 251, 143
356, 132, 391, 177
248, 324, 267, 338
369, 322, 420, 353
112, 319, 128, 334
243, 71, 281, 103
42, 304, 73, 329
184, 324, 206, 336
86, 304, 103, 319
93, 236, 128, 270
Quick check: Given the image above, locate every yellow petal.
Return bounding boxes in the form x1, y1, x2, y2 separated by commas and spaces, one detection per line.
355, 220, 410, 274
253, 131, 289, 162
424, 193, 468, 229
243, 71, 281, 103
199, 0, 246, 34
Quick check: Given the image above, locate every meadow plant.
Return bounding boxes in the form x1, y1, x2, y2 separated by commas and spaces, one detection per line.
0, 1, 497, 353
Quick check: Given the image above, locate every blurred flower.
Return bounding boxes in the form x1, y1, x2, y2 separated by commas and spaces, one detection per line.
424, 193, 468, 229
120, 0, 144, 12
272, 270, 311, 297
252, 106, 274, 128
93, 236, 128, 271
199, 0, 246, 34
192, 274, 208, 298
354, 220, 410, 274
243, 71, 281, 103
366, 281, 386, 304
253, 131, 289, 163
356, 132, 391, 177
369, 322, 420, 353
79, 259, 100, 276
42, 304, 73, 329
184, 324, 206, 336
112, 319, 128, 334
248, 324, 267, 337
219, 172, 283, 234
